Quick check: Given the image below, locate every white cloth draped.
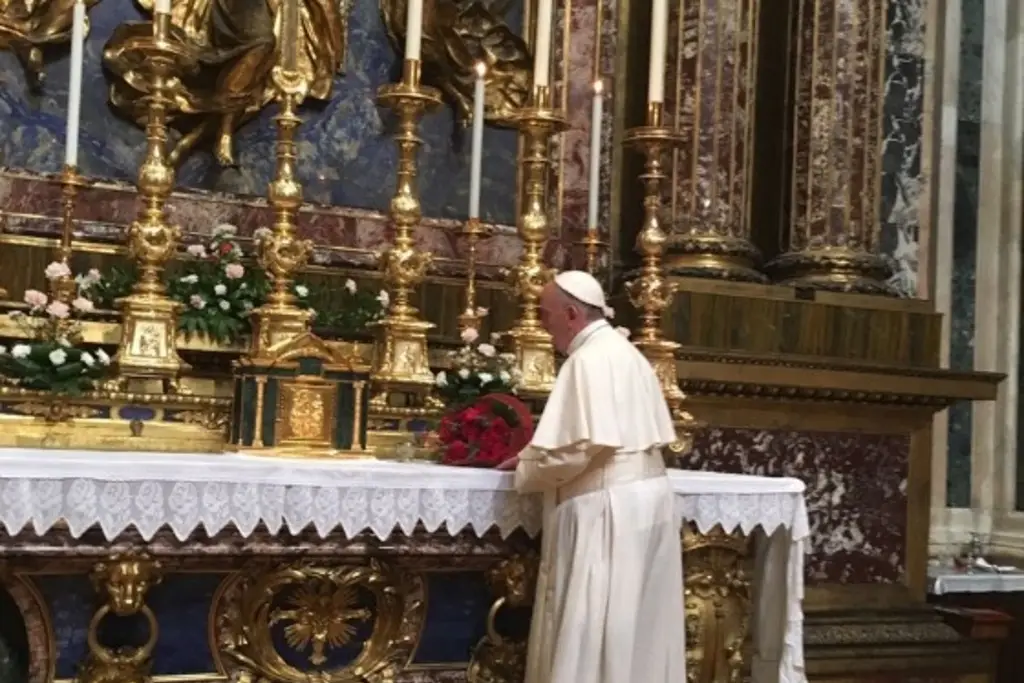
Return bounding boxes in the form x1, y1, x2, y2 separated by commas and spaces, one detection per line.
0, 449, 808, 683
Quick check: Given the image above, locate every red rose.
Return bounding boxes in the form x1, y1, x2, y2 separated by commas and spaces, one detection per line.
219, 241, 234, 256
442, 440, 471, 465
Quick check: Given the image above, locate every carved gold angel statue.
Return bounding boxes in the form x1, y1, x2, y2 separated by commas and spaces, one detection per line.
381, 0, 530, 126
103, 0, 346, 167
0, 0, 100, 89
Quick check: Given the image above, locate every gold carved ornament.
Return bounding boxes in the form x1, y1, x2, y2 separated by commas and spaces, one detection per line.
0, 0, 100, 89
468, 554, 537, 683
103, 0, 348, 167
682, 525, 752, 683
77, 553, 163, 683
217, 562, 425, 683
380, 0, 530, 126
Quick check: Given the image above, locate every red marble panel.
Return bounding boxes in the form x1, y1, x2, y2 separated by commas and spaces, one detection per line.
677, 428, 909, 584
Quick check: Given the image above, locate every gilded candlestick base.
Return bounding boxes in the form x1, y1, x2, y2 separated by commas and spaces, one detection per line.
115, 295, 190, 382
371, 61, 442, 396
504, 101, 568, 396
578, 229, 608, 276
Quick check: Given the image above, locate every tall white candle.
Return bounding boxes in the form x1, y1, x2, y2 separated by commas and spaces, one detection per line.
154, 0, 170, 13
648, 0, 668, 103
587, 80, 603, 230
405, 0, 423, 61
469, 62, 486, 220
64, 0, 86, 168
533, 0, 553, 89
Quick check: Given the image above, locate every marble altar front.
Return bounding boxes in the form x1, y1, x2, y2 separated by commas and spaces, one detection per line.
0, 448, 809, 683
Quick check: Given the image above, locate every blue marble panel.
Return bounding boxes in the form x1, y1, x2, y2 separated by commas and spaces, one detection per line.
0, 0, 520, 225
35, 573, 223, 678
947, 0, 983, 509
412, 572, 490, 664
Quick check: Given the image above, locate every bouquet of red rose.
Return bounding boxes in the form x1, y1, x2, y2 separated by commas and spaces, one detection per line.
438, 393, 534, 468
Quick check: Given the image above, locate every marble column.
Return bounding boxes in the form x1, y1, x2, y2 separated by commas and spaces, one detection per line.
663, 0, 765, 282
765, 0, 894, 294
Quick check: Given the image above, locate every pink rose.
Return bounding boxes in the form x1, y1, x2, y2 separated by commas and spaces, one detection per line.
72, 297, 94, 313
224, 263, 245, 279
46, 301, 70, 319
23, 289, 47, 309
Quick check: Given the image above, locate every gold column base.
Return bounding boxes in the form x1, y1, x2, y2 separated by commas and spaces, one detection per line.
249, 305, 313, 361
767, 248, 895, 296
664, 234, 766, 283
683, 523, 753, 683
115, 295, 190, 381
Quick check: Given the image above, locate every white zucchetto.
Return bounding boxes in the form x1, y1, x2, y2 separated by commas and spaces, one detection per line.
554, 270, 614, 318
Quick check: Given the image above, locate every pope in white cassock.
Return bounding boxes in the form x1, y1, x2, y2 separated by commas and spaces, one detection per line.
498, 270, 686, 683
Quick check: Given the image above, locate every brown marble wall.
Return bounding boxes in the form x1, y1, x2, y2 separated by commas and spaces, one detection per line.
678, 428, 909, 584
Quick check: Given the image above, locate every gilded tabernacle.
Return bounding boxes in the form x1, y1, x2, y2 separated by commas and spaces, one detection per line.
0, 1, 1012, 683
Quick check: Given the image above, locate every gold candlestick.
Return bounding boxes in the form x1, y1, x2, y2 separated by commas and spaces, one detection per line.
112, 12, 197, 388
624, 103, 700, 446
249, 66, 313, 360
457, 217, 488, 334
370, 59, 442, 403
50, 165, 85, 304
504, 86, 567, 396
578, 228, 607, 277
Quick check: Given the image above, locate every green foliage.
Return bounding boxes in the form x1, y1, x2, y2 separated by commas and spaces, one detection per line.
308, 279, 387, 337
0, 341, 109, 394
77, 266, 136, 310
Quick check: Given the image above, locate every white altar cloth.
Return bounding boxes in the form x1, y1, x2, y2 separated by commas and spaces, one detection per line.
0, 448, 808, 683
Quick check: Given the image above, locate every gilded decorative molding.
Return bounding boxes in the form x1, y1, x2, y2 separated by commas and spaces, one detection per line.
682, 524, 752, 683
215, 562, 425, 683
76, 553, 162, 683
468, 554, 538, 683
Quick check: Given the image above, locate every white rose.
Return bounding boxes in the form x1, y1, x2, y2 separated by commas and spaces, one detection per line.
461, 327, 479, 344
186, 244, 207, 258
214, 223, 237, 237
377, 290, 390, 307
180, 274, 199, 284
345, 279, 357, 294
44, 261, 72, 280
96, 349, 111, 365
458, 368, 470, 379
499, 370, 511, 383
214, 284, 227, 296
219, 300, 231, 311
476, 306, 488, 317
12, 344, 30, 359
0, 346, 6, 355
477, 343, 496, 358
72, 297, 94, 313
435, 371, 448, 387
80, 352, 95, 367
295, 284, 309, 297
478, 372, 494, 384
49, 348, 67, 366
253, 227, 272, 242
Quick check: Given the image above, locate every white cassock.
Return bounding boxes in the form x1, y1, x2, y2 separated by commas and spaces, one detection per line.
515, 318, 685, 683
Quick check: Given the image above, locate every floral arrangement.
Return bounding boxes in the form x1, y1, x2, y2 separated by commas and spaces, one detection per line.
0, 263, 111, 393
433, 323, 520, 407
309, 278, 389, 337
77, 265, 136, 311
435, 393, 534, 467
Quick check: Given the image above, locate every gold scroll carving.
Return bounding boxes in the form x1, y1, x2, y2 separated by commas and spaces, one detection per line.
380, 0, 531, 126
468, 553, 538, 683
0, 0, 100, 89
664, 0, 764, 282
103, 0, 348, 167
76, 553, 163, 683
216, 562, 425, 683
763, 0, 893, 294
683, 524, 752, 683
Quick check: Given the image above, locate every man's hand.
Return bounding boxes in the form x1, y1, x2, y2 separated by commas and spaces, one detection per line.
496, 456, 518, 471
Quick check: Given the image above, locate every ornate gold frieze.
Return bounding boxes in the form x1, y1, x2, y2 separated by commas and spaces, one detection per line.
664, 0, 764, 282
468, 553, 538, 683
103, 0, 348, 167
682, 524, 752, 683
0, 0, 99, 89
380, 0, 531, 126
76, 553, 162, 683
214, 562, 425, 683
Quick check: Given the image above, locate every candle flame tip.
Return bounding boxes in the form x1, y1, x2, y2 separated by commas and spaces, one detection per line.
593, 79, 604, 93
474, 61, 488, 77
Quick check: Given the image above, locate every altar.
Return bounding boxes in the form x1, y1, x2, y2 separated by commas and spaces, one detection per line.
0, 448, 808, 683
